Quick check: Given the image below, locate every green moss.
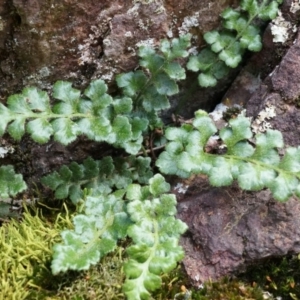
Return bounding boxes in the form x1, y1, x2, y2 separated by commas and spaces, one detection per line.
31, 249, 127, 299
239, 255, 300, 300
0, 204, 127, 299
222, 106, 244, 122
0, 205, 73, 299
190, 277, 265, 300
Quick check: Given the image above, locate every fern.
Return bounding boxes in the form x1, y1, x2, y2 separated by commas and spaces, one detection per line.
187, 0, 282, 87
51, 190, 130, 274
123, 174, 187, 299
0, 166, 27, 198
0, 35, 191, 156
51, 173, 187, 299
41, 156, 153, 204
116, 34, 191, 128
0, 80, 148, 154
156, 110, 300, 202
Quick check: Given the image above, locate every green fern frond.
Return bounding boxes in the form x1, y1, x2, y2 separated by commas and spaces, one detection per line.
51, 191, 130, 274
41, 156, 153, 204
1, 36, 191, 155
116, 34, 191, 123
123, 174, 187, 300
187, 0, 281, 87
1, 80, 144, 151
156, 110, 300, 202
0, 165, 27, 198
51, 173, 187, 300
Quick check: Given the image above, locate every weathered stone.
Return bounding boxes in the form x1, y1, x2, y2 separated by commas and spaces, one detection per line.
174, 176, 300, 286
0, 0, 237, 107
218, 0, 299, 110
1, 0, 299, 289
247, 29, 300, 147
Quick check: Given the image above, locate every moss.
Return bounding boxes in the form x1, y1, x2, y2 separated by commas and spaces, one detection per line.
239, 255, 300, 300
295, 96, 300, 108
0, 204, 126, 299
222, 106, 244, 122
0, 205, 73, 300
31, 249, 126, 299
191, 277, 265, 300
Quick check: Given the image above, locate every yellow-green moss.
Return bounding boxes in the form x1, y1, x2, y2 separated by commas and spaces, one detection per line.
0, 205, 73, 300
0, 204, 127, 299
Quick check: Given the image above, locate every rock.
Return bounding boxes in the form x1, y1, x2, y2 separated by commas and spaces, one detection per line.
175, 176, 300, 286
0, 0, 238, 100
247, 31, 300, 147
2, 0, 300, 288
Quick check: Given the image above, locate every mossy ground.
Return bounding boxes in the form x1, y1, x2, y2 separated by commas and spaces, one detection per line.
238, 255, 300, 300
1, 203, 300, 300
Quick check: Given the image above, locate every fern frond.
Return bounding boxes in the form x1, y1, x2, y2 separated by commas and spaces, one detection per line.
41, 156, 153, 204
0, 80, 145, 153
123, 174, 187, 300
116, 34, 191, 127
157, 110, 300, 201
0, 165, 27, 198
187, 0, 281, 87
51, 191, 130, 274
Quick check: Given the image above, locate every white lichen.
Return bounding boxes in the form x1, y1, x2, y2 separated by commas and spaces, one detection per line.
154, 5, 166, 14
127, 4, 140, 17
132, 0, 165, 14
188, 46, 199, 56
99, 67, 118, 81
174, 183, 189, 194
270, 11, 297, 43
209, 103, 230, 122
178, 12, 200, 35
38, 67, 50, 78
167, 30, 173, 38
125, 31, 133, 37
103, 38, 111, 46
133, 0, 154, 3
137, 19, 151, 31
136, 38, 156, 48
251, 102, 276, 134
0, 17, 4, 31
290, 0, 300, 14
78, 25, 103, 65
0, 146, 14, 158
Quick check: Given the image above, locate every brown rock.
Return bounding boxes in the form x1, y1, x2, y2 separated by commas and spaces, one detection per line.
174, 176, 300, 285
247, 29, 300, 147
0, 0, 237, 99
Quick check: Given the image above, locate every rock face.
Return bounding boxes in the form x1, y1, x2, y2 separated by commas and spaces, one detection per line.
175, 176, 300, 285
246, 32, 300, 147
0, 0, 237, 104
177, 1, 300, 285
0, 0, 238, 182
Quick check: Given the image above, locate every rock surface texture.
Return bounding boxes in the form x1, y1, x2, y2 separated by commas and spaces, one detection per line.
0, 0, 236, 103
175, 176, 300, 285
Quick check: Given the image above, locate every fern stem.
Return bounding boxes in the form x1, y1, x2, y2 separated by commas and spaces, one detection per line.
133, 60, 170, 110
10, 112, 93, 121
208, 152, 300, 181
